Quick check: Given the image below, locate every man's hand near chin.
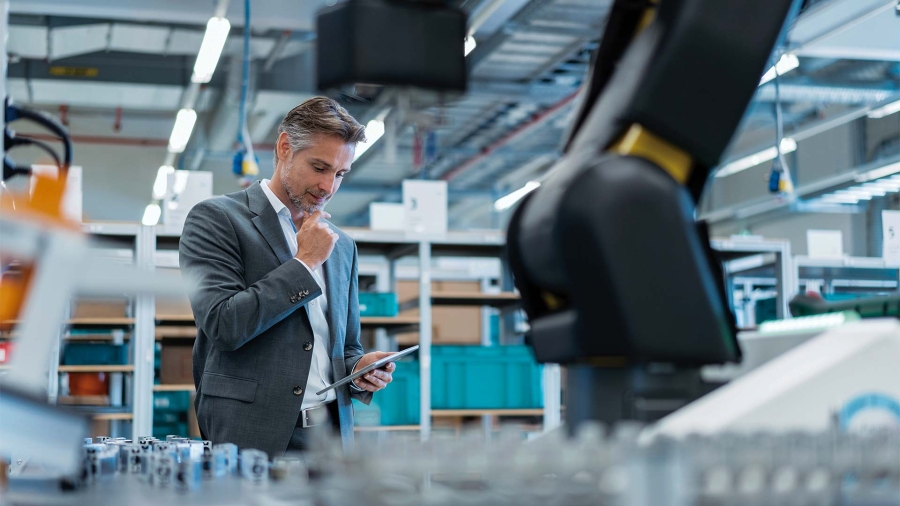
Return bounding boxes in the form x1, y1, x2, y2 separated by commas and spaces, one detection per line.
351, 351, 397, 392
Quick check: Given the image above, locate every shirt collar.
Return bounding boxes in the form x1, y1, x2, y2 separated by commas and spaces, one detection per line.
260, 179, 290, 218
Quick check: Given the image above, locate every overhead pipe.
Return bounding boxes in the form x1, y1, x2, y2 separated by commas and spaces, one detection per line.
439, 89, 580, 182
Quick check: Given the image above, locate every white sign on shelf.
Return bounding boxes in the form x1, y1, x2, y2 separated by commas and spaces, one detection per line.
163, 170, 212, 235
30, 165, 83, 222
806, 229, 844, 260
370, 202, 406, 231
402, 179, 447, 236
882, 210, 900, 264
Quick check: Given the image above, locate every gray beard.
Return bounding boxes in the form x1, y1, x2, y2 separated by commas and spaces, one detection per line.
280, 171, 326, 213
280, 171, 310, 213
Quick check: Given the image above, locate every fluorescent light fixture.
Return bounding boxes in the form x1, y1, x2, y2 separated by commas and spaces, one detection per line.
715, 138, 797, 178
869, 179, 900, 191
173, 171, 190, 195
868, 99, 900, 119
850, 185, 886, 197
836, 189, 873, 200
759, 53, 799, 85
464, 36, 477, 57
758, 311, 856, 334
191, 17, 231, 83
856, 161, 900, 183
152, 165, 174, 199
353, 119, 385, 161
168, 109, 198, 153
142, 203, 161, 226
494, 181, 541, 211
818, 195, 860, 205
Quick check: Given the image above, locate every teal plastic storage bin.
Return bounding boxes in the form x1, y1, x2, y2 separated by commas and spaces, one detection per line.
353, 359, 420, 425
358, 292, 399, 317
153, 422, 188, 440
153, 411, 184, 424
431, 346, 542, 409
62, 343, 128, 365
153, 391, 191, 412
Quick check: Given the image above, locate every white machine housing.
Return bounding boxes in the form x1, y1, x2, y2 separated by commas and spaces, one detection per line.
653, 319, 900, 436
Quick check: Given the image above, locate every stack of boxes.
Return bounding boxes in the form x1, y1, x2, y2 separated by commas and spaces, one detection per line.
154, 293, 199, 438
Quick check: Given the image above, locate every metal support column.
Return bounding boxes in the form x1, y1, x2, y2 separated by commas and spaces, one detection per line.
132, 225, 156, 438
542, 364, 562, 431
776, 242, 794, 319
418, 241, 432, 440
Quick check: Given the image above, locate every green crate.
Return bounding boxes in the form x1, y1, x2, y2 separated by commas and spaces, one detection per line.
353, 359, 420, 426
62, 343, 128, 365
358, 292, 399, 317
153, 411, 186, 424
754, 297, 778, 325
431, 346, 542, 409
153, 391, 191, 412
152, 422, 188, 440
790, 293, 900, 318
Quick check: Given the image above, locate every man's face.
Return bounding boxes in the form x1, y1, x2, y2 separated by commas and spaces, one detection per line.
278, 133, 354, 214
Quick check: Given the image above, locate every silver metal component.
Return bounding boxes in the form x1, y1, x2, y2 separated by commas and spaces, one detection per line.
151, 454, 176, 487
214, 443, 238, 474
174, 458, 201, 493
239, 449, 269, 483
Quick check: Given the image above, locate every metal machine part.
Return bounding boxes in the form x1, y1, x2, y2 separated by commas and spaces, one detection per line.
3, 428, 898, 505
506, 0, 802, 433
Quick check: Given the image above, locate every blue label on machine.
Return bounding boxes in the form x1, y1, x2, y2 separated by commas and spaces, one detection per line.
838, 392, 900, 430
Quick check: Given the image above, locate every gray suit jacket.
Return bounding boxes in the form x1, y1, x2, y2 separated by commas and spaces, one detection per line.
179, 181, 371, 457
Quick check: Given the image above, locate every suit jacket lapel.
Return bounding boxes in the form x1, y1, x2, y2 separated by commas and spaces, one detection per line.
247, 182, 294, 265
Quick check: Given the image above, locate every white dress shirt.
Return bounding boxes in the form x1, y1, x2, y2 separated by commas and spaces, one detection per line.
260, 180, 337, 409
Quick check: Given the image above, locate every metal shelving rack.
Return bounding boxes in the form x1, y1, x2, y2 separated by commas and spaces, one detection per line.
347, 228, 562, 439
79, 222, 156, 438
710, 237, 795, 326
793, 256, 900, 296
144, 227, 562, 440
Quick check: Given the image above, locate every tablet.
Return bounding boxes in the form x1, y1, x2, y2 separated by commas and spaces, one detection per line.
316, 345, 419, 395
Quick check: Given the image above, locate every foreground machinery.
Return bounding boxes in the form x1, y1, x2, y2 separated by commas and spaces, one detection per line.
2, 0, 899, 504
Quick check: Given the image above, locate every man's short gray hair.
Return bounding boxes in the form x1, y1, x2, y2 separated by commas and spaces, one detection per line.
274, 96, 366, 168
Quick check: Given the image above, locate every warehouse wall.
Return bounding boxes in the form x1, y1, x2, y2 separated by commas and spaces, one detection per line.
7, 142, 274, 222
712, 212, 867, 257
704, 122, 856, 211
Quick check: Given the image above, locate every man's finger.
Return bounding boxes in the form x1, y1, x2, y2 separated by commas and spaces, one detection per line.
322, 212, 332, 219
383, 362, 396, 373
355, 378, 378, 392
368, 369, 391, 381
363, 374, 386, 389
307, 210, 324, 223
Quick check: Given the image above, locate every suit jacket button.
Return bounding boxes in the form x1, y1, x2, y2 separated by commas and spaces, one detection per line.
290, 295, 297, 303
297, 292, 304, 299
303, 342, 313, 351
293, 386, 303, 396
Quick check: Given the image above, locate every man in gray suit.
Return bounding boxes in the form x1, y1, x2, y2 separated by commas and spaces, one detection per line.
179, 97, 396, 457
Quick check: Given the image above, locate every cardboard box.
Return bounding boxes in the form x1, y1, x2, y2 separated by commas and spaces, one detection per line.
160, 343, 193, 384
396, 280, 482, 345
156, 296, 194, 318
71, 298, 129, 318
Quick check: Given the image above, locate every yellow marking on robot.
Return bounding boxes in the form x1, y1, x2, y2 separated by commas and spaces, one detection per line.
610, 124, 693, 184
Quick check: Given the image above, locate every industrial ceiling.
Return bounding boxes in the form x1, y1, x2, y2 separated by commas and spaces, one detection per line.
5, 0, 899, 229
